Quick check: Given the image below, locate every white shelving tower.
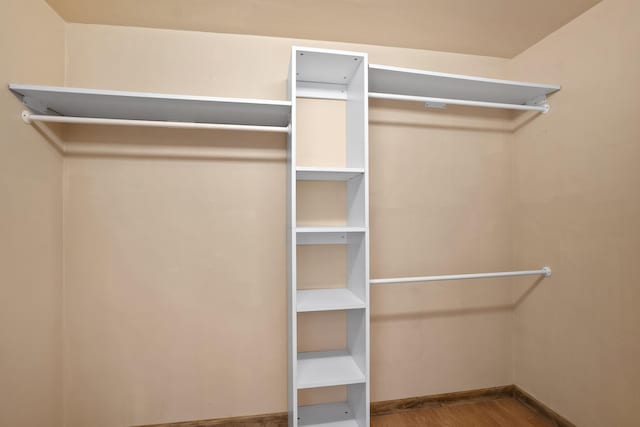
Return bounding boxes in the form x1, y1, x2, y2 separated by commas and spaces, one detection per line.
288, 47, 369, 427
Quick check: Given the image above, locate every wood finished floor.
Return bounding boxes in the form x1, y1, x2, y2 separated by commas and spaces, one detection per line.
138, 395, 563, 426
371, 397, 556, 427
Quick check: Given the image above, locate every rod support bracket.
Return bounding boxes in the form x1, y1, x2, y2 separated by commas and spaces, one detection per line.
526, 95, 550, 113
542, 266, 552, 277
21, 110, 32, 124
424, 101, 447, 110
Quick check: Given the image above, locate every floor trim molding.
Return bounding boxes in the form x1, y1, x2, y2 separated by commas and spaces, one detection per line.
134, 411, 289, 426
134, 384, 575, 426
370, 384, 513, 416
510, 385, 575, 427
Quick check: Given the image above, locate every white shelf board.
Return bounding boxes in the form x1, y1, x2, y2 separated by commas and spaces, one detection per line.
298, 402, 358, 427
296, 167, 364, 181
9, 84, 291, 127
296, 47, 366, 85
296, 226, 366, 233
296, 226, 366, 245
297, 350, 365, 389
369, 64, 560, 106
297, 288, 365, 312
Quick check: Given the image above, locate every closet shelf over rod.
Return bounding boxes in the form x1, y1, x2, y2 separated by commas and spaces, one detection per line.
370, 267, 552, 285
9, 84, 292, 132
368, 64, 560, 112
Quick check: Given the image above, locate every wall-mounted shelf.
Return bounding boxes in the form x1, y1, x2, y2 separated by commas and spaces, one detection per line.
297, 288, 365, 312
297, 350, 366, 389
368, 64, 560, 112
9, 84, 291, 131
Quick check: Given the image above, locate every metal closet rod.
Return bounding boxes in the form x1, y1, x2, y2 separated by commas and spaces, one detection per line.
368, 92, 549, 112
370, 267, 552, 285
21, 111, 291, 133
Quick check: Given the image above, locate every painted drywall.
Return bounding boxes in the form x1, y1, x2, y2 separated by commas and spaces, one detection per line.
508, 0, 640, 425
0, 0, 65, 426
61, 24, 514, 426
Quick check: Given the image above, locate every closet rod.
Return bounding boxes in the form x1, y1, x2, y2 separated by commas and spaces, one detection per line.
370, 267, 552, 285
21, 111, 291, 133
368, 92, 549, 112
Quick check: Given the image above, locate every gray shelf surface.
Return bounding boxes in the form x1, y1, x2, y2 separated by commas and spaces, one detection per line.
9, 84, 292, 127
369, 64, 560, 106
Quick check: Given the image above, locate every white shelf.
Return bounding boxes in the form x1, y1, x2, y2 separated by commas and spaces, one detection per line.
296, 227, 366, 245
296, 48, 366, 85
298, 402, 359, 427
295, 48, 367, 100
369, 64, 560, 108
297, 288, 365, 312
9, 84, 291, 127
296, 167, 364, 181
296, 226, 366, 233
297, 350, 365, 389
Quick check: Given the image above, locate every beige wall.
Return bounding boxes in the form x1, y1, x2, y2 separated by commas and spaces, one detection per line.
62, 24, 514, 425
508, 0, 640, 426
0, 0, 65, 426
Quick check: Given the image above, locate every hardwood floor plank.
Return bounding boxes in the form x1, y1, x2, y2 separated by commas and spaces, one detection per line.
370, 397, 556, 427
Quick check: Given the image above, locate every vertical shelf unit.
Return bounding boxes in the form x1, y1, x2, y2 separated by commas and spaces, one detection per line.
288, 47, 369, 427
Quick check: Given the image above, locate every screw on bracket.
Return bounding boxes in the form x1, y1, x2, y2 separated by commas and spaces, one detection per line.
21, 110, 32, 124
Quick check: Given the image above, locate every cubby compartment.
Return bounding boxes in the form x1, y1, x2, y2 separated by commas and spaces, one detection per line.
297, 310, 367, 390
297, 178, 365, 229
296, 181, 346, 227
297, 245, 347, 290
298, 311, 347, 353
296, 235, 366, 312
296, 98, 346, 168
295, 48, 367, 171
297, 310, 360, 391
299, 385, 347, 407
297, 245, 364, 312
297, 383, 367, 427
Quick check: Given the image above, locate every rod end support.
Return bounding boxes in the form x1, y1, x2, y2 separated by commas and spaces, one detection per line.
21, 110, 32, 124
542, 266, 552, 277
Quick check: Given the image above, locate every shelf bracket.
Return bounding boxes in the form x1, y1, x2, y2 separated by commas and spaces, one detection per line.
424, 101, 447, 110
526, 95, 550, 113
